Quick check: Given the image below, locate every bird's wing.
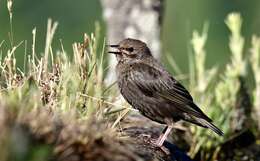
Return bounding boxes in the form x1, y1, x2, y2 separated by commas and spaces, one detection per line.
129, 62, 212, 121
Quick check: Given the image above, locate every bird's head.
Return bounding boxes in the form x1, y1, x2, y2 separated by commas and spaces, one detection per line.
108, 38, 152, 63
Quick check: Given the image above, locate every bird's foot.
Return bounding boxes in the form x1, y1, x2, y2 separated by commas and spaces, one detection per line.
154, 125, 173, 147
150, 138, 163, 147
155, 137, 164, 147
150, 139, 170, 155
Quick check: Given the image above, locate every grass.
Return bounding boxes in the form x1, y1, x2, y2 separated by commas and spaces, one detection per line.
184, 13, 260, 160
1, 1, 260, 160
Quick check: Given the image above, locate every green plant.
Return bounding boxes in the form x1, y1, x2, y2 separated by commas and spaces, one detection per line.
182, 13, 259, 160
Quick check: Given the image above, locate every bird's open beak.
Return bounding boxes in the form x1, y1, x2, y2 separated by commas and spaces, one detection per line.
107, 45, 122, 55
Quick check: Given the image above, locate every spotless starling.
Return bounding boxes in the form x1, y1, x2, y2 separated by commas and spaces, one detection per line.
108, 38, 223, 147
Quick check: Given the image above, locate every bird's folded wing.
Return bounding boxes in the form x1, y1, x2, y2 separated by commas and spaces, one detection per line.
130, 63, 211, 121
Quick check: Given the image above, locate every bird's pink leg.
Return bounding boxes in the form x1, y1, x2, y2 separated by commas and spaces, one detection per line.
156, 125, 173, 147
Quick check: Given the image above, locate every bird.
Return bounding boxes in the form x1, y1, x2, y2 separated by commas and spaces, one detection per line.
108, 38, 223, 147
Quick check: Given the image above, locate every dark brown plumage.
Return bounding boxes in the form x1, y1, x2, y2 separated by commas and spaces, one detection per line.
108, 38, 223, 146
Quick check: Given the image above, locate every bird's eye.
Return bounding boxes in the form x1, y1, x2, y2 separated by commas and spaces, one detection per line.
126, 47, 134, 52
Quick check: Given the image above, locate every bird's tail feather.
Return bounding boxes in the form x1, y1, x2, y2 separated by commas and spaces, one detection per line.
203, 120, 223, 136
186, 118, 224, 136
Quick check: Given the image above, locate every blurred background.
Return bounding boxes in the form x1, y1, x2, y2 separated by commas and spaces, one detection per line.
1, 0, 260, 72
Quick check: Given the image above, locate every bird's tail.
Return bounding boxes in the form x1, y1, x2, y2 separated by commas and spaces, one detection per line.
202, 119, 224, 136
186, 117, 224, 136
